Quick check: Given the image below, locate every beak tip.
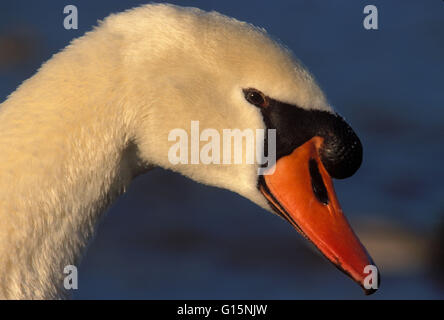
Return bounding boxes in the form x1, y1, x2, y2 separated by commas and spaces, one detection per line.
363, 287, 378, 296
361, 266, 380, 296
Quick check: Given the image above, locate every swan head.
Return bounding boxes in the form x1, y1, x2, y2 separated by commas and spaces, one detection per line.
112, 4, 377, 294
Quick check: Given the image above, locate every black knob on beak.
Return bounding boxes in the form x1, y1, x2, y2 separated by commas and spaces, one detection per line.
318, 114, 363, 179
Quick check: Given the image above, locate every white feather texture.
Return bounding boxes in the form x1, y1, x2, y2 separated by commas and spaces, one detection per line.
0, 4, 330, 299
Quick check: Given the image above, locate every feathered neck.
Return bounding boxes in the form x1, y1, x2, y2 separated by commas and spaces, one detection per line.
0, 28, 144, 299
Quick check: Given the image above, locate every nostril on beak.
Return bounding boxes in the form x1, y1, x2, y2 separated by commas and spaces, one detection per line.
309, 159, 329, 205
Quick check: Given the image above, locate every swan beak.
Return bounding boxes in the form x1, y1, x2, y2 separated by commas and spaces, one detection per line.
259, 137, 378, 295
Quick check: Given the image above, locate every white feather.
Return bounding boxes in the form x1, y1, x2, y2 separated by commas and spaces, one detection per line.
0, 4, 330, 299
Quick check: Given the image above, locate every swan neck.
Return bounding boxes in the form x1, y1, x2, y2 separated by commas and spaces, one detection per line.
0, 31, 141, 298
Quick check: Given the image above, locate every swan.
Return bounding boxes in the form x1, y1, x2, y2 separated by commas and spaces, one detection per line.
0, 4, 378, 299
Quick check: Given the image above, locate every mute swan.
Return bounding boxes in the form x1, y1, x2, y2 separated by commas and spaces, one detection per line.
0, 4, 377, 299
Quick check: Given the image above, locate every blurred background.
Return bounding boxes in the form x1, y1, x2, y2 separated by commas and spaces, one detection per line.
1, 0, 443, 299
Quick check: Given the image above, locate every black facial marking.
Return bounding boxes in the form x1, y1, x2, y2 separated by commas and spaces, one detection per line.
245, 89, 363, 180
309, 159, 329, 205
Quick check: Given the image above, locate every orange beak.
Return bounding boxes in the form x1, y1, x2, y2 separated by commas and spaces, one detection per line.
259, 137, 378, 294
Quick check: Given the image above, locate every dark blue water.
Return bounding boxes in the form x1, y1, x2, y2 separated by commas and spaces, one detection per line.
1, 0, 443, 299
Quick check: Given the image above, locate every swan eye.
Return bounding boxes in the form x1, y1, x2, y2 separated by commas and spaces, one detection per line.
243, 89, 269, 108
